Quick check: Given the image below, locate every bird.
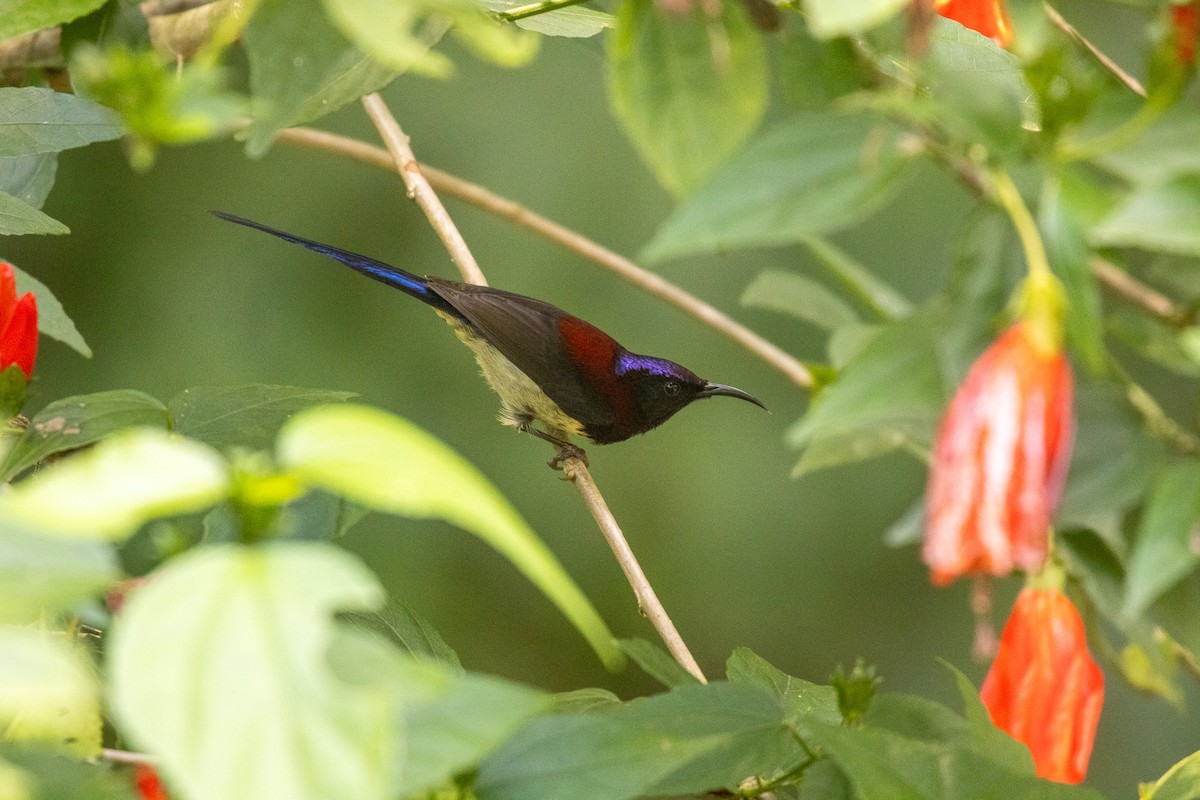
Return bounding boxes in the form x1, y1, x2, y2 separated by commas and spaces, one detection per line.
213, 211, 766, 465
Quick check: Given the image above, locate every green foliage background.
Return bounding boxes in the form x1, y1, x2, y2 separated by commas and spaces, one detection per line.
3, 0, 1199, 794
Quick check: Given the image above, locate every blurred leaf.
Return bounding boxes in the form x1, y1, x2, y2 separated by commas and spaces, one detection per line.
341, 600, 462, 668
642, 110, 913, 263
1093, 174, 1200, 257
0, 155, 56, 210
801, 236, 911, 321
943, 662, 1032, 772
330, 625, 547, 796
801, 0, 906, 39
0, 521, 118, 623
476, 682, 802, 800
277, 403, 622, 669
788, 311, 943, 476
551, 688, 621, 713
1124, 461, 1200, 619
0, 88, 122, 157
618, 638, 699, 688
0, 390, 168, 481
242, 0, 399, 157
481, 0, 615, 37
2, 428, 229, 540
608, 0, 767, 197
919, 19, 1033, 156
1058, 383, 1162, 546
0, 628, 100, 758
0, 192, 68, 236
1108, 310, 1200, 377
1040, 173, 1105, 374
110, 542, 393, 800
1142, 748, 1200, 800
169, 383, 355, 452
777, 19, 864, 108
0, 745, 135, 800
1099, 104, 1200, 186
741, 270, 859, 330
0, 0, 108, 39
11, 263, 92, 357
725, 648, 840, 729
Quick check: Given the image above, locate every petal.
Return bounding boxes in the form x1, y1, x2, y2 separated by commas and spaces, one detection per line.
0, 293, 38, 379
0, 263, 16, 338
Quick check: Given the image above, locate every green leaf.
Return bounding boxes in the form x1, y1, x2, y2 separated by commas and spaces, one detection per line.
1, 428, 229, 540
800, 0, 907, 39
0, 745, 137, 800
330, 625, 547, 797
480, 0, 614, 37
642, 110, 913, 263
943, 662, 1032, 773
801, 236, 911, 321
0, 155, 56, 210
1142, 748, 1200, 800
1107, 311, 1200, 378
0, 191, 68, 236
0, 0, 109, 40
242, 0, 400, 158
725, 648, 840, 730
0, 628, 100, 758
1040, 173, 1105, 374
1098, 104, 1200, 186
1124, 461, 1200, 619
340, 600, 462, 668
741, 270, 860, 331
169, 384, 355, 452
607, 0, 767, 197
0, 88, 122, 157
0, 390, 168, 481
777, 19, 865, 109
1093, 174, 1200, 257
10, 262, 92, 356
110, 542, 392, 800
618, 637, 700, 688
276, 403, 621, 669
787, 311, 943, 476
476, 682, 802, 800
0, 520, 119, 623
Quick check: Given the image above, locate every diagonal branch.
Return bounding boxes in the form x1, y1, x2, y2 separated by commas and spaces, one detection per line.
359, 93, 707, 683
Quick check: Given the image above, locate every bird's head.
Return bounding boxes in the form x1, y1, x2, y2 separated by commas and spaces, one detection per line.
616, 352, 766, 435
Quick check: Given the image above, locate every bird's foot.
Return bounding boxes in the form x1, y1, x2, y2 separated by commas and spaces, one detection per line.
548, 442, 589, 472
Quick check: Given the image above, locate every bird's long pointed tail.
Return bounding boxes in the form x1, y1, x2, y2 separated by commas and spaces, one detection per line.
212, 211, 458, 314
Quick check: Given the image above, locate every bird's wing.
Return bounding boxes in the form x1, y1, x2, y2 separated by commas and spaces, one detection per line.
429, 280, 616, 428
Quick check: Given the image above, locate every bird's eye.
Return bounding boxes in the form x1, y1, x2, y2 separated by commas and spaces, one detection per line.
664, 380, 681, 396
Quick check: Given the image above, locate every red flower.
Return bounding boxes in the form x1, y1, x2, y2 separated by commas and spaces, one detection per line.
0, 263, 37, 380
1172, 1, 1199, 66
134, 764, 169, 800
981, 587, 1104, 783
923, 322, 1073, 585
935, 0, 1013, 47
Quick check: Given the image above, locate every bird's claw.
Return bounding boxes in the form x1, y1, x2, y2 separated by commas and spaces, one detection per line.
548, 443, 589, 472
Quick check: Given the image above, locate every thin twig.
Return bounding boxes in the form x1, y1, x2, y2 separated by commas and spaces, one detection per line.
1044, 3, 1146, 98
357, 94, 707, 681
272, 125, 813, 389
565, 458, 707, 683
101, 748, 158, 765
1090, 255, 1188, 325
360, 94, 489, 286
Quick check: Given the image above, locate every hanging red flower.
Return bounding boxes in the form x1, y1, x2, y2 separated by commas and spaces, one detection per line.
981, 586, 1104, 783
935, 0, 1014, 47
0, 262, 38, 380
923, 321, 1073, 585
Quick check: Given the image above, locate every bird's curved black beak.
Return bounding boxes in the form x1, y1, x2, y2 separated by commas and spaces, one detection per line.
698, 382, 768, 411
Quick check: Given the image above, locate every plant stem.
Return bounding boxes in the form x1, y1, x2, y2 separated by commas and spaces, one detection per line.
494, 0, 591, 22
101, 748, 157, 765
272, 124, 813, 389
1043, 3, 1146, 98
990, 170, 1052, 283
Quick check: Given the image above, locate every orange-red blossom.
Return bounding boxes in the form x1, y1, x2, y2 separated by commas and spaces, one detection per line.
935, 0, 1013, 47
0, 262, 37, 380
981, 586, 1104, 783
923, 321, 1074, 585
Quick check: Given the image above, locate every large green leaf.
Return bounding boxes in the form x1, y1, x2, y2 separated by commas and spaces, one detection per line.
329, 625, 547, 796
0, 191, 67, 236
618, 637, 700, 688
0, 0, 109, 40
109, 543, 393, 800
1124, 461, 1200, 619
0, 88, 122, 157
741, 270, 860, 331
0, 628, 100, 758
1098, 104, 1200, 186
1142, 748, 1200, 800
476, 682, 802, 800
11, 263, 92, 357
242, 0, 399, 157
642, 110, 913, 263
168, 384, 355, 452
0, 390, 168, 481
0, 154, 56, 209
276, 403, 621, 669
480, 0, 614, 37
801, 0, 907, 39
607, 0, 767, 197
1092, 174, 1200, 257
1, 428, 229, 539
0, 520, 119, 623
